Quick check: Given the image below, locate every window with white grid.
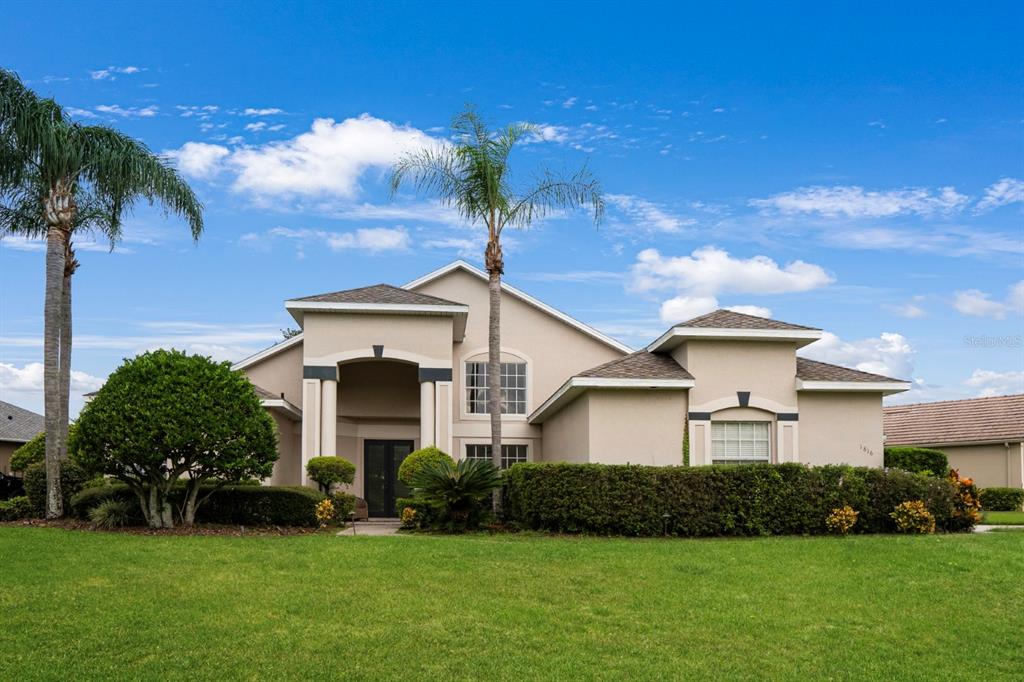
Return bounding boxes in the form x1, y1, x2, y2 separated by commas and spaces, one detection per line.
711, 421, 771, 464
465, 444, 529, 469
465, 361, 527, 415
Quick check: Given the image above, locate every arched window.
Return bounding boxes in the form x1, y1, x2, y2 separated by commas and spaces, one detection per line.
464, 352, 528, 415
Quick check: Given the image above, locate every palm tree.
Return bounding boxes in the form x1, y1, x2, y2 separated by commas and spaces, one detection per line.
390, 108, 602, 505
0, 69, 204, 518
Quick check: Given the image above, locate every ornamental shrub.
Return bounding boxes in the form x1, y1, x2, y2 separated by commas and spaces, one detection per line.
890, 500, 936, 534
88, 498, 134, 529
74, 350, 278, 528
69, 483, 326, 527
947, 469, 982, 529
0, 496, 32, 521
979, 487, 1024, 511
315, 499, 335, 527
883, 447, 948, 476
503, 462, 967, 537
826, 505, 859, 535
23, 460, 91, 518
397, 446, 454, 486
409, 458, 502, 531
306, 457, 356, 494
10, 432, 44, 473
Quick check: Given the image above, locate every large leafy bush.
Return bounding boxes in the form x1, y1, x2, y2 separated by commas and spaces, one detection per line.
398, 446, 454, 485
503, 462, 968, 536
979, 487, 1024, 511
23, 459, 91, 518
884, 447, 949, 476
306, 457, 356, 494
74, 350, 278, 528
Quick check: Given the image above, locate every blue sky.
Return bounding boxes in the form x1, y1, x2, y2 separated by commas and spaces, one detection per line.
1, 1, 1022, 415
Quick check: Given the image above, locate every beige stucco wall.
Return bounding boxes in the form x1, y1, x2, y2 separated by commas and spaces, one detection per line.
267, 412, 302, 486
938, 442, 1024, 489
799, 392, 883, 467
413, 268, 625, 461
337, 360, 419, 419
540, 393, 591, 463
244, 340, 304, 406
303, 312, 453, 367
587, 390, 688, 466
683, 340, 799, 410
0, 441, 18, 476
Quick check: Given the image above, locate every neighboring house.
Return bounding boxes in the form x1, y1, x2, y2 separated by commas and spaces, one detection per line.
884, 394, 1024, 489
0, 400, 44, 475
235, 260, 909, 516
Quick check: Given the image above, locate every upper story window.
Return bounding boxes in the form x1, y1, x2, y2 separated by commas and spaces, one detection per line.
465, 361, 527, 415
711, 421, 770, 465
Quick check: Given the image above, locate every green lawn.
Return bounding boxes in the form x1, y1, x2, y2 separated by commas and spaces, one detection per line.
1, 528, 1022, 680
983, 510, 1024, 525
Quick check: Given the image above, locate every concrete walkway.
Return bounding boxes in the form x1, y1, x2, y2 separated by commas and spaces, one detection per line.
336, 519, 402, 536
972, 524, 1024, 533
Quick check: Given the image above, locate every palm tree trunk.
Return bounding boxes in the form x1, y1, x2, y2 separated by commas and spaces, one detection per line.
57, 248, 74, 468
485, 238, 503, 514
42, 225, 67, 519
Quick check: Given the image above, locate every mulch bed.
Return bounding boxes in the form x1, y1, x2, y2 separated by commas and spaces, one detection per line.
0, 518, 321, 536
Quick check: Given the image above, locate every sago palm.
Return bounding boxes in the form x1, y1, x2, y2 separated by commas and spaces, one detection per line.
0, 68, 204, 518
390, 108, 602, 507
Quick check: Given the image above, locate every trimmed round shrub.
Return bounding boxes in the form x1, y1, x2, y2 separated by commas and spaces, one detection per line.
88, 498, 135, 529
890, 500, 936, 534
306, 457, 356, 494
979, 487, 1024, 511
0, 496, 32, 521
826, 505, 859, 535
884, 447, 948, 476
397, 446, 454, 486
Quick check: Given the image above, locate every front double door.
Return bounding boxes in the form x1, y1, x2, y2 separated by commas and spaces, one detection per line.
363, 440, 414, 518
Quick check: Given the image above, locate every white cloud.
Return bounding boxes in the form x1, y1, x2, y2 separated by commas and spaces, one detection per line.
244, 121, 267, 132
750, 185, 968, 218
820, 226, 1023, 259
330, 201, 461, 224
165, 142, 230, 179
518, 271, 624, 284
94, 104, 158, 118
242, 107, 284, 116
887, 303, 926, 318
90, 65, 143, 80
607, 194, 694, 234
952, 281, 1023, 319
659, 296, 719, 324
247, 226, 411, 254
800, 331, 914, 380
963, 369, 1024, 397
631, 246, 834, 296
975, 177, 1024, 213
226, 114, 438, 199
526, 124, 570, 144
0, 362, 105, 393
562, 97, 578, 109
725, 305, 772, 318
422, 236, 484, 258
66, 107, 98, 119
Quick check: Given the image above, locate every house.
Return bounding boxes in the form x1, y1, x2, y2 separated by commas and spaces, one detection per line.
884, 394, 1024, 489
0, 400, 44, 475
234, 260, 910, 516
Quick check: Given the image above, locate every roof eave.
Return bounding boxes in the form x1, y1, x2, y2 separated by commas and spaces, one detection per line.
647, 327, 823, 353
232, 333, 304, 371
260, 398, 302, 421
283, 301, 469, 341
797, 379, 911, 395
529, 376, 694, 424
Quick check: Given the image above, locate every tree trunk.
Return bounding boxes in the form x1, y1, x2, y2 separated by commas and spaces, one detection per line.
42, 226, 68, 519
57, 246, 75, 467
485, 238, 503, 514
146, 484, 174, 529
182, 481, 201, 526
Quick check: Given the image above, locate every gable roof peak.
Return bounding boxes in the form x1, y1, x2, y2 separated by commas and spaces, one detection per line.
675, 308, 820, 331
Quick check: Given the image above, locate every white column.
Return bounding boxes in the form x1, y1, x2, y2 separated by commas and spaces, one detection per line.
320, 378, 337, 457
300, 379, 321, 487
420, 380, 436, 447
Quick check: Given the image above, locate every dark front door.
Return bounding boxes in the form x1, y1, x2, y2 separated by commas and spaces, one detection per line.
363, 440, 414, 518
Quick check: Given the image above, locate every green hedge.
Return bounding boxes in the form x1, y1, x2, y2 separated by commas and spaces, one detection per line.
0, 496, 32, 521
884, 447, 949, 476
70, 484, 326, 527
503, 463, 967, 536
23, 460, 93, 518
979, 487, 1024, 511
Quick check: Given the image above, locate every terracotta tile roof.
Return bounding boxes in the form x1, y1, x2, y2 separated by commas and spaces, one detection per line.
796, 357, 902, 383
577, 351, 694, 380
0, 400, 44, 444
291, 283, 463, 306
884, 394, 1024, 446
676, 309, 819, 331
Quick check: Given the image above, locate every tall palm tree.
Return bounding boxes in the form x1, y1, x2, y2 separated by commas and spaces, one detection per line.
0, 69, 204, 517
390, 108, 602, 503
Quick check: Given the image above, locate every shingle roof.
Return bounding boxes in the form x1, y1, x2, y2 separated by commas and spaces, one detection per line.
251, 384, 281, 401
0, 400, 44, 444
883, 394, 1024, 446
577, 351, 694, 380
291, 284, 462, 306
676, 309, 819, 331
796, 357, 902, 383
